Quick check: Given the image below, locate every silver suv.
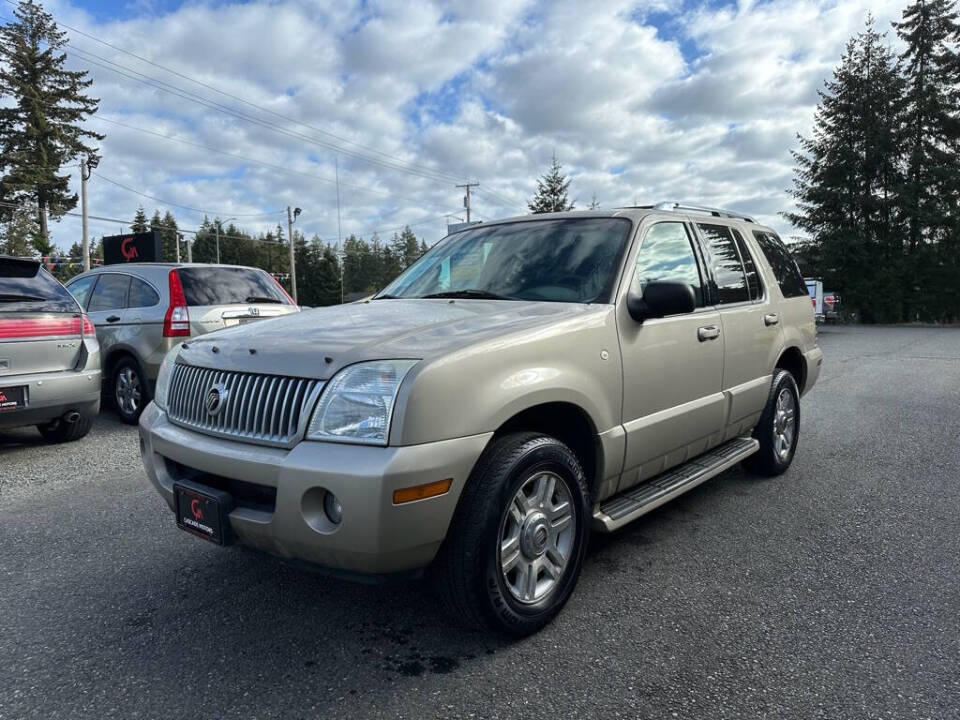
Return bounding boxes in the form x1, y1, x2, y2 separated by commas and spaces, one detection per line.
139, 205, 823, 635
0, 256, 101, 442
67, 263, 298, 423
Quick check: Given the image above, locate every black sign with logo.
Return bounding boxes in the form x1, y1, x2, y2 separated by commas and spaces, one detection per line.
102, 230, 162, 265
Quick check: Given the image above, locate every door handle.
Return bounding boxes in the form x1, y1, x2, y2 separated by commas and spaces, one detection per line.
697, 325, 720, 342
106, 315, 121, 323
764, 313, 780, 326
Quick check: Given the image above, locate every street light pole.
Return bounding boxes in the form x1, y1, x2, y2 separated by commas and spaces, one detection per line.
287, 206, 301, 304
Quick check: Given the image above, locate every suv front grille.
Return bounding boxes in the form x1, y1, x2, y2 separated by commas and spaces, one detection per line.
167, 363, 322, 447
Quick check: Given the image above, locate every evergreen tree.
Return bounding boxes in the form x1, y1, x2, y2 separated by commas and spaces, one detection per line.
0, 0, 103, 246
395, 226, 420, 269
419, 239, 429, 256
0, 203, 36, 256
528, 155, 574, 214
894, 0, 960, 319
131, 206, 149, 232
786, 17, 907, 322
158, 210, 179, 261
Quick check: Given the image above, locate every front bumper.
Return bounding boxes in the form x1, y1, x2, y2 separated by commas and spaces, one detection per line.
139, 403, 491, 575
0, 367, 101, 430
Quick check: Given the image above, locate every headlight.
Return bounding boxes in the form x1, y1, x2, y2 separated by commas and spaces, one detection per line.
153, 346, 180, 410
306, 360, 418, 445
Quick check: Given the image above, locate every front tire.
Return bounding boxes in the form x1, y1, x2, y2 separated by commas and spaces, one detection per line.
113, 357, 148, 425
745, 369, 800, 476
433, 432, 590, 636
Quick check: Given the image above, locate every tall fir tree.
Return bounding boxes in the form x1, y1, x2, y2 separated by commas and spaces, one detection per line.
131, 206, 149, 232
894, 0, 960, 320
786, 17, 907, 322
528, 155, 574, 214
0, 203, 36, 256
394, 226, 420, 269
0, 0, 103, 251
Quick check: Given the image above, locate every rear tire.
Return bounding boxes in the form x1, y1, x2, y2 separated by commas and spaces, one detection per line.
432, 432, 590, 637
37, 412, 94, 443
744, 369, 800, 476
113, 356, 149, 425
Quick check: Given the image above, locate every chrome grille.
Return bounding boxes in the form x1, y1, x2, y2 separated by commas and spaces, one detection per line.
167, 364, 322, 447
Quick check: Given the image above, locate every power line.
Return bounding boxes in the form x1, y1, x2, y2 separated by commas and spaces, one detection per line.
85, 113, 457, 211
48, 15, 468, 185
93, 172, 286, 218
1, 3, 526, 218
61, 42, 467, 188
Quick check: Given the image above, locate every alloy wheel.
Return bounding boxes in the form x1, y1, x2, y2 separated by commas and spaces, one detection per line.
498, 471, 576, 604
116, 366, 141, 416
773, 387, 797, 461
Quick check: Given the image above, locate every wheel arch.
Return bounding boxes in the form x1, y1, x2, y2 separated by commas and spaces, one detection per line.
487, 401, 602, 498
775, 346, 806, 394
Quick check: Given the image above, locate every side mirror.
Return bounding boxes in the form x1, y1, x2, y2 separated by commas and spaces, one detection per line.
627, 281, 696, 322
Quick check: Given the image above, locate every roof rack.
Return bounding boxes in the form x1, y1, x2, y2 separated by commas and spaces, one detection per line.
652, 202, 755, 224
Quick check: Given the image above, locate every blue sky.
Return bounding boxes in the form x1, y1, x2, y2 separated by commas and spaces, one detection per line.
10, 0, 908, 251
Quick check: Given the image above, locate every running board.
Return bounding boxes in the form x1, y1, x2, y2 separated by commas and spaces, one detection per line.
593, 437, 759, 532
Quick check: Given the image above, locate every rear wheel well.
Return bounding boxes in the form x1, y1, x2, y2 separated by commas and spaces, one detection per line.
775, 347, 806, 394
493, 402, 600, 496
105, 349, 138, 377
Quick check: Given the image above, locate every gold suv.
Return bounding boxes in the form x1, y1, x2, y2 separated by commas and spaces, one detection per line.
139, 204, 822, 636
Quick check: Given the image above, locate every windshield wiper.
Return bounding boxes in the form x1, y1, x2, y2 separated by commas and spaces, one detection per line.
244, 295, 283, 304
0, 293, 47, 302
420, 289, 519, 301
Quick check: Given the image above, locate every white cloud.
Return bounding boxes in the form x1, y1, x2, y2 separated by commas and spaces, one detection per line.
21, 0, 909, 252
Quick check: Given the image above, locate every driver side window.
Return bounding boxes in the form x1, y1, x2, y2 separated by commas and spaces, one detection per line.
633, 223, 705, 307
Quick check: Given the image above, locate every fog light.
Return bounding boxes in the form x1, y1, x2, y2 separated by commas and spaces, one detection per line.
323, 492, 343, 525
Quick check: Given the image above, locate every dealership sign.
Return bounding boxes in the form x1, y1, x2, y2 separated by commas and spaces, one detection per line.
103, 230, 162, 265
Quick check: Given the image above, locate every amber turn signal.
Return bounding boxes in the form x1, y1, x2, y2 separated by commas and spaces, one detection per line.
393, 478, 453, 505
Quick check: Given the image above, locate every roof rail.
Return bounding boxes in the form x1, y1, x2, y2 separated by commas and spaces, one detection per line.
653, 201, 755, 224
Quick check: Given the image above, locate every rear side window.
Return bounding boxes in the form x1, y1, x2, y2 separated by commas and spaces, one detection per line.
67, 275, 96, 310
731, 229, 762, 300
752, 231, 808, 298
633, 222, 705, 307
88, 274, 130, 313
128, 277, 160, 308
176, 267, 288, 306
0, 258, 79, 313
697, 224, 750, 304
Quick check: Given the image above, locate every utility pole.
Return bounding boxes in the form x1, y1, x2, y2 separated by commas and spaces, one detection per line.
80, 156, 98, 271
287, 205, 301, 304
184, 233, 192, 263
175, 231, 181, 263
456, 182, 479, 223
336, 156, 343, 304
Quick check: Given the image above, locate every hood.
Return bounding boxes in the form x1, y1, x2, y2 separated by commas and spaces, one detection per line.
175, 298, 605, 379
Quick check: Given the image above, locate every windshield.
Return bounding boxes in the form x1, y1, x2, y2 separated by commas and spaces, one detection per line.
378, 217, 632, 303
0, 258, 80, 313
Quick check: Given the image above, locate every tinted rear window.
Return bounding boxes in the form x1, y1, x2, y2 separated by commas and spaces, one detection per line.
0, 258, 79, 313
697, 223, 750, 304
752, 231, 808, 298
176, 267, 289, 306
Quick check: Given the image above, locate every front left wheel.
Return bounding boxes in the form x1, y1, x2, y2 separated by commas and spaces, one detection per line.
433, 432, 590, 636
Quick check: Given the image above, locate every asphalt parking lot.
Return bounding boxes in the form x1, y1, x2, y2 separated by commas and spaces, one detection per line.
1, 325, 958, 719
